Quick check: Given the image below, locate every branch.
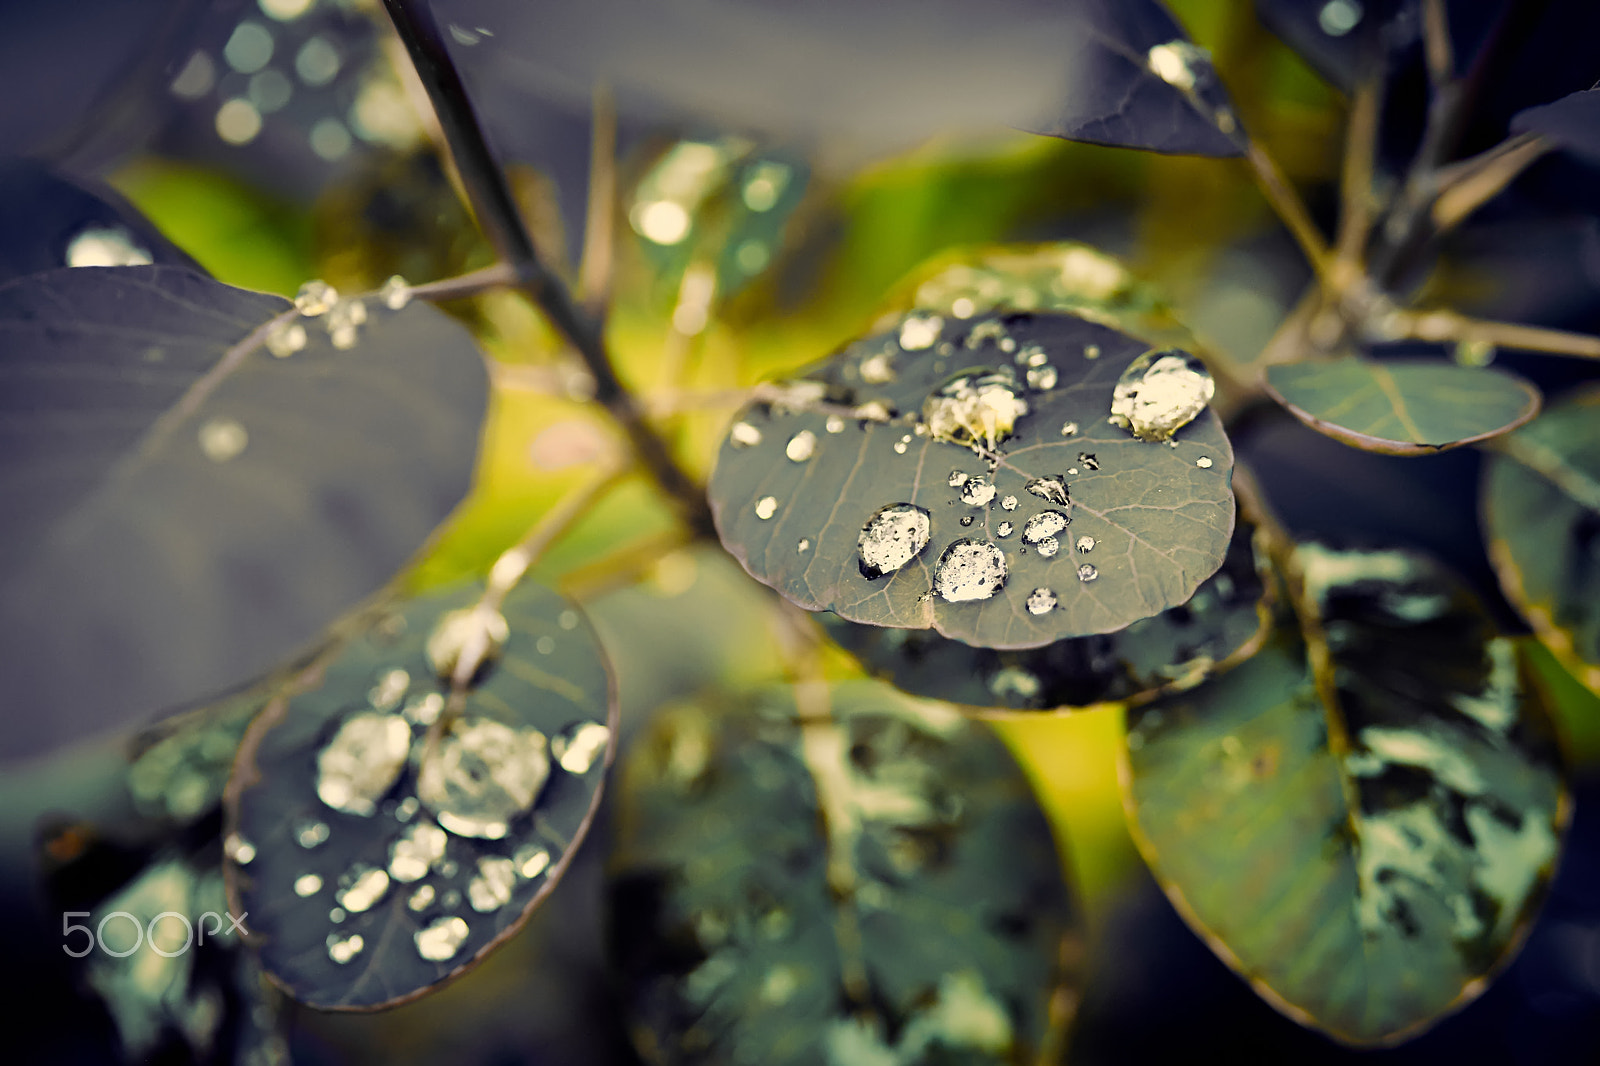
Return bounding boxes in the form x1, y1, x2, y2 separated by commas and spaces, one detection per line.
1245, 140, 1332, 280
1385, 308, 1600, 359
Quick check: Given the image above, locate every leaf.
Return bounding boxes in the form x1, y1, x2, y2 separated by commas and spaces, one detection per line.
0, 265, 488, 763
1263, 358, 1541, 455
225, 579, 616, 1010
823, 506, 1271, 711
1123, 544, 1568, 1046
1483, 385, 1600, 693
1511, 88, 1600, 167
609, 682, 1081, 1065
0, 158, 204, 283
709, 311, 1236, 647
1253, 0, 1419, 92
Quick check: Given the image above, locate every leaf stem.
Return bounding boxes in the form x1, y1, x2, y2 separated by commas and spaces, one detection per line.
1245, 140, 1332, 280
1385, 308, 1600, 359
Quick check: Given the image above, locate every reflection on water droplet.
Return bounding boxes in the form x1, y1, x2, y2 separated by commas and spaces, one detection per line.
553, 721, 611, 774
327, 932, 364, 964
467, 856, 516, 912
899, 313, 943, 351
1025, 476, 1069, 507
415, 915, 470, 962
294, 873, 323, 897
265, 319, 307, 357
997, 521, 1013, 537
825, 416, 845, 434
730, 421, 762, 448
224, 21, 275, 74
797, 538, 810, 553
960, 477, 997, 507
390, 820, 448, 883
1026, 365, 1058, 391
1001, 495, 1018, 511
1196, 456, 1213, 469
755, 496, 778, 520
934, 540, 1007, 602
407, 884, 435, 912
1110, 349, 1215, 442
784, 430, 817, 462
295, 279, 338, 316
198, 418, 248, 462
1026, 587, 1057, 615
858, 503, 931, 579
381, 275, 412, 310
66, 227, 153, 268
425, 606, 509, 680
295, 819, 330, 849
515, 843, 552, 879
337, 865, 390, 913
1060, 421, 1079, 437
1078, 564, 1098, 582
1319, 0, 1363, 36
215, 98, 262, 145
860, 351, 895, 383
418, 719, 549, 839
1076, 536, 1096, 553
316, 712, 410, 816
224, 833, 255, 865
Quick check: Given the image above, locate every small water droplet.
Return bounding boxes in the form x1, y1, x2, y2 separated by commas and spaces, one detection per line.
390, 820, 448, 882
785, 430, 817, 461
951, 297, 976, 319
381, 274, 412, 310
330, 907, 346, 923
825, 416, 845, 434
317, 712, 410, 815
1060, 421, 1079, 437
859, 351, 895, 383
1083, 345, 1101, 360
858, 503, 932, 579
1076, 536, 1096, 553
1079, 452, 1099, 471
415, 915, 470, 962
1025, 476, 1070, 507
467, 856, 517, 912
1109, 349, 1215, 442
395, 796, 419, 822
198, 418, 248, 462
535, 635, 555, 655
337, 865, 390, 913
1026, 587, 1057, 615
1078, 564, 1098, 582
755, 496, 778, 520
997, 521, 1013, 537
893, 440, 908, 454
1318, 0, 1363, 36
1026, 364, 1058, 391
403, 692, 444, 727
294, 279, 338, 316
729, 421, 762, 447
418, 719, 549, 839
368, 667, 410, 711
855, 399, 895, 423
947, 470, 970, 488
1196, 456, 1213, 469
553, 721, 611, 774
294, 873, 323, 897
224, 833, 255, 865
797, 538, 811, 553
960, 515, 974, 527
327, 932, 364, 964
295, 34, 340, 86
558, 610, 579, 630
1147, 40, 1208, 92
898, 313, 943, 351
934, 539, 1007, 602
295, 819, 330, 849
515, 843, 552, 879
960, 477, 997, 507
264, 318, 308, 357
408, 884, 436, 912
1001, 495, 1018, 511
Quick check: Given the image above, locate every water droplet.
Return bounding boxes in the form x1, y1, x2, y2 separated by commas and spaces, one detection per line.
1036, 537, 1060, 558
797, 538, 811, 553
553, 722, 611, 774
960, 477, 997, 507
858, 503, 932, 579
1083, 345, 1101, 360
784, 430, 816, 461
381, 274, 412, 310
893, 440, 908, 454
1026, 364, 1058, 391
860, 351, 896, 384
264, 318, 307, 357
948, 470, 970, 488
394, 797, 420, 823
515, 843, 552, 879
294, 873, 323, 897
295, 819, 330, 849
558, 610, 579, 630
965, 319, 1012, 352
1079, 452, 1099, 471
959, 515, 974, 527
855, 399, 895, 423
1023, 511, 1069, 546
327, 932, 364, 964
1196, 456, 1214, 469
317, 712, 410, 815
66, 226, 153, 268
295, 35, 341, 86
337, 865, 390, 913
825, 416, 846, 434
418, 719, 549, 839
1147, 40, 1208, 92
923, 367, 1029, 453
1319, 0, 1362, 36
934, 540, 1007, 602
1025, 476, 1069, 507
951, 297, 976, 319
467, 856, 517, 912
1078, 564, 1098, 582
1026, 587, 1057, 615
295, 279, 338, 316
415, 915, 470, 962
755, 496, 779, 520
1060, 421, 1079, 437
224, 833, 255, 865
1001, 495, 1018, 511
325, 297, 367, 348
1015, 342, 1046, 366
535, 635, 555, 655
425, 605, 509, 681
729, 421, 762, 448
224, 21, 275, 74
1076, 536, 1096, 553
330, 907, 346, 923
898, 313, 943, 351
407, 884, 436, 912
368, 668, 410, 711
1109, 349, 1215, 442
997, 521, 1014, 537
198, 418, 248, 462
404, 692, 444, 727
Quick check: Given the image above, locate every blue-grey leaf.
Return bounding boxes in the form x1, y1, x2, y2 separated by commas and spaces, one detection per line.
1512, 89, 1600, 168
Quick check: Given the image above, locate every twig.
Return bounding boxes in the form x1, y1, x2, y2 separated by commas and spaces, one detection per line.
1385, 308, 1600, 359
578, 83, 617, 318
1245, 140, 1333, 281
1421, 0, 1455, 90
1333, 73, 1383, 274
1430, 133, 1553, 233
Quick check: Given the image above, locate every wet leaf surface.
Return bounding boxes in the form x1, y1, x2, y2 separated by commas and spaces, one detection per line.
709, 311, 1235, 648
609, 682, 1080, 1065
0, 265, 488, 763
1124, 545, 1568, 1046
226, 579, 615, 1010
1512, 88, 1600, 167
823, 507, 1271, 711
1264, 358, 1541, 455
1483, 385, 1600, 693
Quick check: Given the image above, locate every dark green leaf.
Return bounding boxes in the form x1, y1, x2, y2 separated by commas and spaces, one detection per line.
609, 682, 1080, 1065
1263, 358, 1540, 455
1124, 545, 1567, 1046
0, 266, 488, 763
226, 579, 615, 1010
1511, 90, 1600, 167
824, 506, 1270, 710
709, 311, 1235, 647
1483, 385, 1600, 693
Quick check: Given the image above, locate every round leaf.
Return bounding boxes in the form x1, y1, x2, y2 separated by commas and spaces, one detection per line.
609, 682, 1080, 1064
1123, 546, 1568, 1046
1483, 385, 1600, 692
1263, 358, 1541, 455
225, 579, 616, 1010
0, 265, 488, 762
824, 506, 1270, 711
709, 311, 1235, 647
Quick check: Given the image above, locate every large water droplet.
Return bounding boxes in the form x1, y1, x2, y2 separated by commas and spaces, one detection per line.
1024, 476, 1069, 507
923, 368, 1029, 453
198, 417, 248, 462
467, 856, 517, 912
1022, 511, 1068, 545
294, 279, 338, 316
960, 476, 997, 507
1026, 588, 1057, 615
1109, 349, 1215, 442
336, 865, 390, 913
934, 540, 1007, 602
552, 721, 610, 774
899, 313, 943, 351
418, 719, 549, 839
858, 503, 931, 579
755, 496, 778, 520
316, 712, 410, 816
327, 932, 364, 964
415, 915, 470, 962
729, 421, 762, 447
785, 430, 817, 462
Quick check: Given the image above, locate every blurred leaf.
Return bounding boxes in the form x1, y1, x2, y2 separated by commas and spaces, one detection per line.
1263, 358, 1541, 455
1511, 88, 1600, 168
1483, 385, 1600, 693
823, 505, 1271, 711
1253, 0, 1418, 92
0, 266, 488, 763
129, 690, 272, 826
609, 682, 1080, 1065
709, 311, 1235, 647
1124, 544, 1568, 1045
227, 579, 616, 1010
0, 158, 204, 283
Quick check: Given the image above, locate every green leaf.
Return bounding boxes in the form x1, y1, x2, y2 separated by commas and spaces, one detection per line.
1123, 545, 1568, 1046
709, 311, 1235, 647
823, 505, 1271, 710
609, 682, 1081, 1065
1483, 385, 1600, 693
225, 579, 615, 1010
1263, 358, 1541, 455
